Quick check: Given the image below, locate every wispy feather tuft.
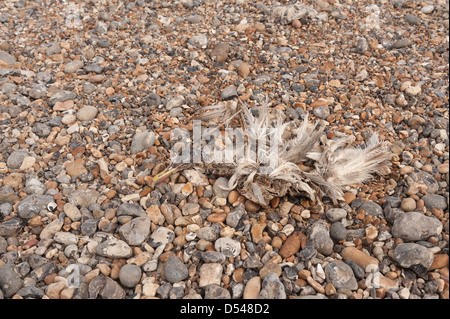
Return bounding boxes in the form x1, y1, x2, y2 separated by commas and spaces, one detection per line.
190, 98, 392, 207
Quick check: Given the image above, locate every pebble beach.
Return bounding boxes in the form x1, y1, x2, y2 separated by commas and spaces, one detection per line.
0, 0, 449, 300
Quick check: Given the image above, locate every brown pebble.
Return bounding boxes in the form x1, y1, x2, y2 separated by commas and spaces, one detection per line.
259, 262, 282, 279
228, 190, 240, 204
341, 247, 379, 271
206, 212, 227, 223
343, 192, 356, 204
233, 267, 245, 283
279, 231, 303, 259
270, 197, 280, 208
307, 276, 325, 294
325, 283, 336, 296
245, 200, 260, 212
298, 269, 311, 280
429, 254, 449, 270
237, 62, 250, 78
243, 276, 261, 299
271, 236, 283, 249
292, 19, 302, 29
44, 273, 57, 285
250, 221, 266, 243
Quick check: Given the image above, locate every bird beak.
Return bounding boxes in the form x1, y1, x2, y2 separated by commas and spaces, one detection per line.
152, 164, 185, 186
152, 168, 176, 186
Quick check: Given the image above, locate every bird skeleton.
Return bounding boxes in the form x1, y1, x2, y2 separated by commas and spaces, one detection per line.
156, 98, 392, 207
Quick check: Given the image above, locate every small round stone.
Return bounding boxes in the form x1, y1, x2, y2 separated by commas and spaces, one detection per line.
401, 197, 417, 212
163, 256, 189, 283
119, 264, 142, 288
330, 222, 347, 241
76, 105, 98, 121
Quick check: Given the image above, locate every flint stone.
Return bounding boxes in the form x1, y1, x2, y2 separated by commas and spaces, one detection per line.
0, 50, 17, 66
148, 227, 175, 248
421, 194, 447, 210
393, 243, 434, 270
119, 217, 151, 246
68, 189, 100, 208
325, 261, 358, 291
307, 220, 333, 256
95, 239, 132, 258
0, 218, 22, 237
117, 202, 146, 218
130, 130, 156, 154
0, 265, 23, 297
17, 194, 54, 219
7, 150, 29, 169
204, 284, 231, 299
258, 273, 286, 299
391, 212, 442, 241
48, 90, 77, 106
164, 256, 188, 283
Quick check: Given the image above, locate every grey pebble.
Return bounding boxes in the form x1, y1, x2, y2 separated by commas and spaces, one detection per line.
95, 238, 132, 259
201, 251, 226, 263
325, 261, 358, 291
221, 86, 238, 101
48, 90, 77, 106
119, 217, 150, 246
204, 284, 231, 299
81, 219, 98, 236
7, 150, 29, 169
148, 226, 175, 248
0, 203, 13, 219
196, 226, 218, 241
421, 194, 447, 210
258, 273, 286, 299
156, 282, 172, 299
188, 34, 208, 48
358, 201, 383, 217
345, 260, 365, 279
64, 60, 84, 74
100, 276, 126, 299
0, 265, 24, 298
226, 203, 245, 228
119, 264, 142, 288
392, 212, 442, 241
393, 38, 412, 49
16, 286, 45, 299
0, 236, 7, 253
325, 208, 347, 222
17, 194, 54, 219
30, 262, 57, 281
45, 43, 61, 56
405, 14, 421, 25
68, 188, 100, 208
32, 123, 51, 138
0, 50, 17, 66
307, 220, 334, 256
164, 256, 189, 283
117, 202, 147, 218
84, 64, 104, 74
330, 222, 347, 241
313, 106, 330, 120
355, 37, 369, 54
130, 130, 156, 154
393, 243, 434, 270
